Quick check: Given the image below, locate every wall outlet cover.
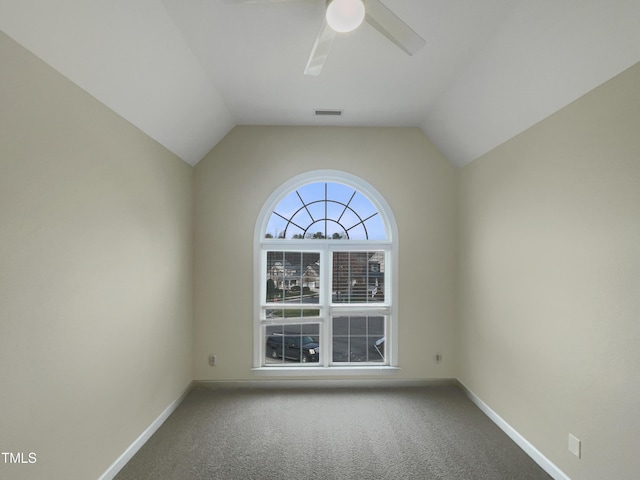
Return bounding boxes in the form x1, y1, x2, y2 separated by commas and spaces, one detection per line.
568, 433, 581, 458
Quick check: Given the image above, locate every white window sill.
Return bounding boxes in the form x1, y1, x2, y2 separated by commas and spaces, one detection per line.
252, 366, 401, 377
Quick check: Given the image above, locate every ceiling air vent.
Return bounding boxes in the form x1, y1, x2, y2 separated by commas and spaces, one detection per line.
314, 109, 343, 117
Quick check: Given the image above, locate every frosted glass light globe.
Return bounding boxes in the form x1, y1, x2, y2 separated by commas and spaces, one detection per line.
326, 0, 365, 33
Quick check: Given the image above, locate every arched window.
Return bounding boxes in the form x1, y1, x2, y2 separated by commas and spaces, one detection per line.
253, 170, 398, 373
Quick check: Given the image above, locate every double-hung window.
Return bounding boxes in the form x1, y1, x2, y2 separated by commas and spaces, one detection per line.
254, 171, 398, 373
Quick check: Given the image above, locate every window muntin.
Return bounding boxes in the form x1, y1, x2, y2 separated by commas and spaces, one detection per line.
255, 173, 396, 371
265, 182, 386, 240
332, 251, 385, 304
260, 249, 389, 367
265, 324, 321, 364
265, 251, 320, 304
332, 315, 385, 363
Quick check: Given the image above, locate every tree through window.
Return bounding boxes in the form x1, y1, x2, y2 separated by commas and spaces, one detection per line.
254, 171, 397, 372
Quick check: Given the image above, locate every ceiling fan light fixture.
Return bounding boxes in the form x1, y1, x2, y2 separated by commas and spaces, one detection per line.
326, 0, 365, 33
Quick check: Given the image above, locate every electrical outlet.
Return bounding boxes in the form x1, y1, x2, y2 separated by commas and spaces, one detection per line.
209, 354, 217, 366
568, 434, 581, 458
434, 353, 442, 364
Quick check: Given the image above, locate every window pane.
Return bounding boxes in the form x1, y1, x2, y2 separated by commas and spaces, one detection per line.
274, 191, 302, 218
332, 251, 385, 303
339, 209, 362, 231
350, 316, 366, 334
325, 222, 346, 240
307, 202, 325, 222
291, 209, 313, 230
346, 223, 367, 240
296, 183, 322, 203
331, 316, 385, 363
265, 323, 320, 365
266, 251, 320, 304
364, 214, 386, 241
265, 214, 287, 239
326, 201, 345, 221
286, 225, 305, 239
333, 316, 349, 335
368, 316, 385, 336
326, 182, 355, 204
351, 192, 378, 219
332, 336, 349, 362
306, 222, 327, 239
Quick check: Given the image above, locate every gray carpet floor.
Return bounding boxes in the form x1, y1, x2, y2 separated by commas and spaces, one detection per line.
114, 385, 552, 480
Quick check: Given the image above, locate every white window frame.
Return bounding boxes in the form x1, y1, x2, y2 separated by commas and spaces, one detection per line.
253, 170, 399, 375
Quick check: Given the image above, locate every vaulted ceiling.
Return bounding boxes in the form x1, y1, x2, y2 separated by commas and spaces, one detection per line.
1, 0, 638, 167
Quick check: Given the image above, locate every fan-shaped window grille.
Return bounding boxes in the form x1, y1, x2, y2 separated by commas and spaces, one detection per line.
265, 182, 386, 240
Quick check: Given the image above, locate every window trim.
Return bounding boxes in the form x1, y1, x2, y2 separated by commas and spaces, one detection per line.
253, 170, 399, 373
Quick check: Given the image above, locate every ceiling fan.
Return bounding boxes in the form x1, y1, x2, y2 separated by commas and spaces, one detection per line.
224, 0, 426, 75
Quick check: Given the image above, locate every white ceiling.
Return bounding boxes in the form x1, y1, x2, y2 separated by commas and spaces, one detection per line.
1, 0, 639, 167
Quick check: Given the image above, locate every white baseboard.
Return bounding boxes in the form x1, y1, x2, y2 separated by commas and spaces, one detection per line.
458, 382, 570, 480
97, 382, 194, 480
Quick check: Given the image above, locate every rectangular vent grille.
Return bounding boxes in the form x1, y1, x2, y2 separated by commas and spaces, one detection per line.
314, 109, 343, 116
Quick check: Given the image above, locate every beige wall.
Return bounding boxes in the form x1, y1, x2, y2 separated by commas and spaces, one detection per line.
458, 63, 640, 479
0, 33, 194, 480
194, 126, 458, 381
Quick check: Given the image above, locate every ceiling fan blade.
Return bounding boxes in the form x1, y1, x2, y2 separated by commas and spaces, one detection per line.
304, 18, 336, 76
364, 0, 426, 55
